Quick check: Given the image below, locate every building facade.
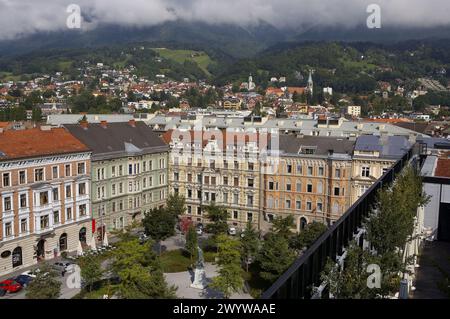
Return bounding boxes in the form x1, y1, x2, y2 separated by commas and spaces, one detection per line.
65, 120, 169, 240
0, 127, 92, 277
263, 135, 355, 231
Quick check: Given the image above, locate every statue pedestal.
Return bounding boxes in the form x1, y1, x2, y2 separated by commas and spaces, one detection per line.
190, 266, 207, 290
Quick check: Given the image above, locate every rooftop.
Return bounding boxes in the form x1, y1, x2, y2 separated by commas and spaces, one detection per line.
0, 127, 90, 161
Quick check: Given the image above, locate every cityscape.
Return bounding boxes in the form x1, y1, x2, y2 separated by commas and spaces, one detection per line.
0, 0, 449, 312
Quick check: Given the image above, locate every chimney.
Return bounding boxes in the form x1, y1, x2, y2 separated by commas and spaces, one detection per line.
129, 119, 136, 127
80, 120, 88, 129
100, 120, 108, 128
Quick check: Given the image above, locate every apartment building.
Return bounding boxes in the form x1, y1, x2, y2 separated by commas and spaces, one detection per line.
263, 135, 355, 231
0, 127, 92, 277
163, 129, 264, 229
351, 135, 413, 203
65, 120, 169, 240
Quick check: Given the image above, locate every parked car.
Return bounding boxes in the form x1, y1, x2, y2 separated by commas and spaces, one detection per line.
0, 288, 6, 297
0, 279, 22, 293
228, 227, 237, 236
53, 262, 76, 275
21, 268, 49, 278
14, 275, 33, 288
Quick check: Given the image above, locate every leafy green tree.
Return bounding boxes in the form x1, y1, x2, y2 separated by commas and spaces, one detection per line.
271, 215, 295, 239
143, 207, 176, 255
185, 225, 198, 262
204, 204, 228, 236
258, 233, 296, 283
210, 234, 244, 298
26, 263, 61, 299
291, 222, 327, 251
79, 255, 103, 292
240, 221, 260, 272
111, 239, 176, 299
166, 193, 186, 219
31, 107, 42, 122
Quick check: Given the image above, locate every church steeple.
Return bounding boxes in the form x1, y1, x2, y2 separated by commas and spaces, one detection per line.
307, 69, 314, 96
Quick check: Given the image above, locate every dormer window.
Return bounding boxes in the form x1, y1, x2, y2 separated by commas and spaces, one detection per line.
300, 147, 316, 155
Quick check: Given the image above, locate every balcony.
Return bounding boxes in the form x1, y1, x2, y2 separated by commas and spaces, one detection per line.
261, 143, 425, 299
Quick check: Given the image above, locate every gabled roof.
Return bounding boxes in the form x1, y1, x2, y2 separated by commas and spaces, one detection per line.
64, 122, 167, 160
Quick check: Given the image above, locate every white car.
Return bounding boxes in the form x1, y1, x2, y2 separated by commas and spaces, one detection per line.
21, 268, 50, 278
228, 227, 237, 236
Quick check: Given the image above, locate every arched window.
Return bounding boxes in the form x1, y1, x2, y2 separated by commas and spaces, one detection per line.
12, 247, 22, 268
300, 217, 307, 231
59, 233, 68, 251
79, 227, 87, 244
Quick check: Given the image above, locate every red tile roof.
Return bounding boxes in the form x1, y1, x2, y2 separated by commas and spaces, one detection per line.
0, 127, 90, 161
435, 157, 450, 178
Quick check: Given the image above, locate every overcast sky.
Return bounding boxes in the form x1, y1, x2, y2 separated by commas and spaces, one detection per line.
1, 0, 450, 40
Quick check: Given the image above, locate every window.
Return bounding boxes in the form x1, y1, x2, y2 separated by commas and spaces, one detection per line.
317, 181, 323, 194
247, 195, 253, 207
223, 192, 228, 203
19, 171, 26, 184
197, 174, 202, 183
234, 177, 239, 187
296, 182, 302, 192
52, 166, 58, 179
247, 212, 253, 222
297, 164, 302, 174
187, 189, 192, 198
307, 166, 313, 176
187, 206, 192, 215
129, 164, 133, 175
4, 197, 12, 211
233, 211, 239, 219
306, 201, 312, 211
286, 183, 292, 191
248, 162, 254, 171
119, 183, 123, 193
188, 174, 192, 182
77, 162, 86, 175
149, 161, 153, 171
78, 183, 86, 195
79, 204, 87, 217
119, 165, 123, 176
174, 172, 179, 181
204, 176, 209, 185
112, 166, 116, 177
39, 192, 48, 205
143, 161, 146, 171
5, 222, 12, 237
296, 200, 301, 210
40, 215, 49, 229
335, 168, 341, 178
112, 184, 116, 195
53, 211, 60, 224
268, 181, 274, 190
300, 217, 307, 230
234, 161, 239, 169
34, 168, 44, 182
362, 166, 370, 177
20, 219, 28, 233
286, 199, 291, 209
20, 194, 27, 208
287, 164, 292, 173
233, 193, 239, 205
65, 164, 71, 177
52, 188, 59, 201
318, 167, 324, 176
317, 201, 323, 212
211, 177, 216, 185
307, 184, 313, 193
211, 193, 216, 202
65, 185, 72, 198
334, 187, 340, 196
112, 202, 116, 212
3, 172, 10, 187
197, 207, 202, 215
66, 207, 72, 220
248, 179, 254, 187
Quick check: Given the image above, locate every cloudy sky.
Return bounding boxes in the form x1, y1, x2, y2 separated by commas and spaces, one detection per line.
1, 0, 450, 40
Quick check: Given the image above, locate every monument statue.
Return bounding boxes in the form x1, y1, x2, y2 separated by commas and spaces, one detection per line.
190, 246, 207, 290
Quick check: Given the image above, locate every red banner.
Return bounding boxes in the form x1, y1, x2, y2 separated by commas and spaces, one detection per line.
92, 219, 96, 233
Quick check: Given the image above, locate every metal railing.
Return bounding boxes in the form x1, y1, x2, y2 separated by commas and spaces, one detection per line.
261, 143, 425, 299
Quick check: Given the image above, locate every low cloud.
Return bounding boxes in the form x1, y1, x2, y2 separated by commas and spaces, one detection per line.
1, 0, 450, 40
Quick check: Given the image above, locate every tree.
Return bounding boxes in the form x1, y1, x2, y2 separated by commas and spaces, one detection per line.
143, 207, 176, 255
111, 239, 176, 299
291, 222, 328, 251
26, 263, 61, 299
185, 225, 198, 262
31, 107, 42, 122
258, 233, 296, 283
166, 193, 186, 219
79, 255, 103, 292
204, 204, 228, 236
240, 221, 259, 272
271, 215, 295, 239
210, 234, 244, 298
